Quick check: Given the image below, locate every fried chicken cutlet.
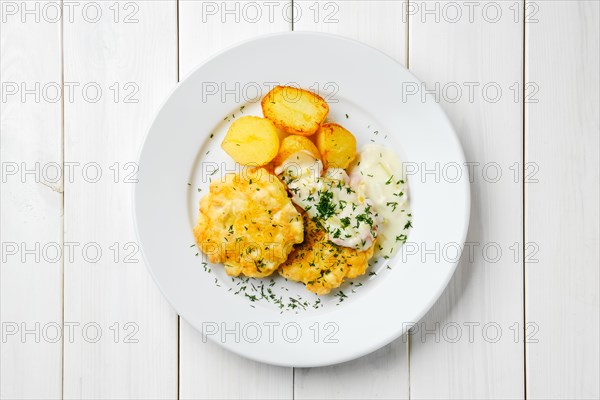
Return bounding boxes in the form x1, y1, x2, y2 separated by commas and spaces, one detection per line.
279, 210, 375, 295
194, 168, 304, 278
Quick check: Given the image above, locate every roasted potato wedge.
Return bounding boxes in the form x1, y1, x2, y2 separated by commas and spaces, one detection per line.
273, 135, 321, 168
275, 126, 289, 143
315, 123, 357, 169
221, 116, 279, 166
262, 86, 329, 136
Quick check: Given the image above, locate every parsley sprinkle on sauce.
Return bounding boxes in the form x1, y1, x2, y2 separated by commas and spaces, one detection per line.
349, 144, 412, 257
278, 152, 380, 251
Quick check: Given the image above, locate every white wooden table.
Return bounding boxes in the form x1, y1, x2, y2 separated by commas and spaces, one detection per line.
1, 1, 598, 399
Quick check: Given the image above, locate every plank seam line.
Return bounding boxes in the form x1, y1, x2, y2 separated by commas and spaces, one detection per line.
176, 0, 181, 399
60, 0, 66, 398
522, 0, 528, 398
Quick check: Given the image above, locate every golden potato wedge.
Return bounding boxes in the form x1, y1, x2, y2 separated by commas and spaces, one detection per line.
315, 123, 357, 169
221, 116, 279, 166
262, 86, 329, 136
273, 135, 321, 168
275, 126, 289, 143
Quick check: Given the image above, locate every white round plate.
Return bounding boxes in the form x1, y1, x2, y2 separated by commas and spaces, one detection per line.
134, 32, 470, 367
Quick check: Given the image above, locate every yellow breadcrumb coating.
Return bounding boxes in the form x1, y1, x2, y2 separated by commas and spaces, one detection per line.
279, 210, 375, 294
194, 168, 304, 278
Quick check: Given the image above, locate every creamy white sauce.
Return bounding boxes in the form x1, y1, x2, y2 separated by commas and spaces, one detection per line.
349, 144, 412, 257
274, 150, 323, 178
278, 151, 380, 251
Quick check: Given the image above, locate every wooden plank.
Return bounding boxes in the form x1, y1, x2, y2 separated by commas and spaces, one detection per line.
294, 342, 408, 400
525, 1, 599, 399
62, 2, 178, 398
408, 2, 525, 398
293, 1, 409, 399
294, 0, 406, 64
0, 1, 63, 398
179, 0, 293, 75
178, 1, 293, 399
179, 326, 293, 400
